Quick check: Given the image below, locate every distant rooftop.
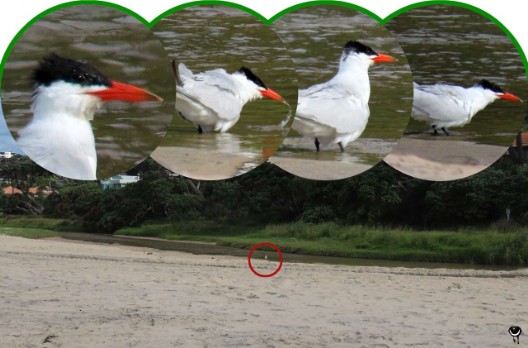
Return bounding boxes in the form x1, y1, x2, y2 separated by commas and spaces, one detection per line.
100, 175, 139, 190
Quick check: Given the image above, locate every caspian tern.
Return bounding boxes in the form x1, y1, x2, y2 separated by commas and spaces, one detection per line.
17, 54, 162, 180
291, 40, 396, 152
172, 61, 285, 133
412, 80, 522, 135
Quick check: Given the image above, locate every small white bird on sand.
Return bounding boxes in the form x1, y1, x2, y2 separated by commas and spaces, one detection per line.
291, 40, 397, 152
173, 61, 285, 133
17, 54, 162, 180
411, 80, 522, 135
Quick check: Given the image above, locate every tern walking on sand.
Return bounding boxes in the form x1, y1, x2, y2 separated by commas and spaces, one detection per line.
17, 54, 162, 180
291, 40, 396, 152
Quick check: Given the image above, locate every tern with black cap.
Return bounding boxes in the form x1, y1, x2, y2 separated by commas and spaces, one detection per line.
412, 80, 522, 135
17, 54, 162, 180
292, 40, 397, 152
173, 61, 285, 134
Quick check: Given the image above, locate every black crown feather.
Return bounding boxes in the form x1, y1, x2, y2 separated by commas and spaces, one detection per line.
33, 54, 111, 88
342, 41, 377, 59
237, 66, 267, 89
476, 79, 504, 94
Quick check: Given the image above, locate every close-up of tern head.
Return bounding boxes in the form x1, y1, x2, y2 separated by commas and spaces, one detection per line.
340, 40, 397, 68
412, 79, 522, 135
175, 62, 285, 133
292, 40, 397, 152
17, 54, 163, 181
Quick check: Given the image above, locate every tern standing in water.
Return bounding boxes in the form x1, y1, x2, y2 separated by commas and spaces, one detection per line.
292, 40, 397, 152
411, 80, 522, 135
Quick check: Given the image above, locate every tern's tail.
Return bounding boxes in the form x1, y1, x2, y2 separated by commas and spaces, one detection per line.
171, 60, 183, 86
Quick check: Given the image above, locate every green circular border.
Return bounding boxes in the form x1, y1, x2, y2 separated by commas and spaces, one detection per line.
2, 0, 525, 88
0, 1, 152, 91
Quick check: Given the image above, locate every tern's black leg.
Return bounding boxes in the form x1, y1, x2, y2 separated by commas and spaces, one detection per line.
442, 127, 449, 136
338, 142, 345, 153
432, 125, 438, 135
315, 138, 320, 152
197, 125, 203, 134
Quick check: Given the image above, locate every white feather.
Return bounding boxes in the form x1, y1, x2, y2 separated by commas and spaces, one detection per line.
17, 81, 106, 180
411, 82, 500, 129
176, 63, 263, 133
292, 47, 375, 149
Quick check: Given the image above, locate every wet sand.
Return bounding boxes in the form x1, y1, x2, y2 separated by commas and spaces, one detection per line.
270, 137, 395, 180
1, 235, 526, 347
384, 137, 508, 181
151, 146, 258, 180
270, 156, 372, 180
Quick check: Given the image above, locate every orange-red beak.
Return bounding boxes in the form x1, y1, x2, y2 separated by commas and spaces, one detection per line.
498, 92, 523, 102
260, 87, 285, 103
88, 81, 163, 102
372, 53, 397, 63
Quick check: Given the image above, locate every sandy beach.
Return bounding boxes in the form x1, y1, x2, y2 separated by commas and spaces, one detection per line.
1, 235, 527, 347
384, 138, 508, 181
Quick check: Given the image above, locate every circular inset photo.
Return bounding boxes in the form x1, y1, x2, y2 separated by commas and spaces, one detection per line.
0, 106, 22, 154
269, 5, 413, 181
1, 4, 173, 181
150, 5, 297, 180
384, 4, 527, 181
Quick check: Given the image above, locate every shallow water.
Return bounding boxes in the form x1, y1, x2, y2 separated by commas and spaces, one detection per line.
1, 4, 174, 179
151, 5, 298, 179
58, 232, 520, 271
269, 6, 413, 179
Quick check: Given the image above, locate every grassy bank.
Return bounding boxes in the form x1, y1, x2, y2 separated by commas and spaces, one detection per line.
117, 221, 528, 266
0, 216, 64, 238
0, 216, 83, 232
0, 226, 58, 239
1, 216, 526, 265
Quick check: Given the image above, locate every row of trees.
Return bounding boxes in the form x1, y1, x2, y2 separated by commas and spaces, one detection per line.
1, 153, 527, 232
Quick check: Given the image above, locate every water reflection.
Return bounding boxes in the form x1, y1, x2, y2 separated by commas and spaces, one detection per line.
269, 5, 413, 181
150, 5, 297, 180
153, 132, 267, 180
1, 4, 174, 179
384, 4, 527, 181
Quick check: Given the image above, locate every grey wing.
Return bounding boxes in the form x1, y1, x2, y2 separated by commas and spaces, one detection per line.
412, 84, 468, 123
178, 65, 243, 121
296, 84, 369, 134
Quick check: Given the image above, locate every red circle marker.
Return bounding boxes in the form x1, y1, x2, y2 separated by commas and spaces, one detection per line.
248, 242, 283, 277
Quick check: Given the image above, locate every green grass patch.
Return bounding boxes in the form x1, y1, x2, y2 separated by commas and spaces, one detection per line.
117, 220, 251, 239
116, 221, 528, 266
0, 226, 58, 239
0, 216, 83, 232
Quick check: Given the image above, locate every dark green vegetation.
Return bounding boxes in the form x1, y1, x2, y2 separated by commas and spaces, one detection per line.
1, 153, 528, 265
